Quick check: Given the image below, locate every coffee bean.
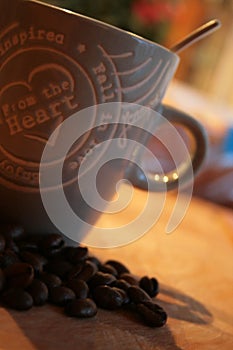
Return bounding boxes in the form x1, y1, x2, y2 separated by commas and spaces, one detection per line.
111, 287, 129, 305
65, 298, 97, 318
39, 234, 65, 257
66, 279, 89, 299
27, 279, 48, 306
0, 268, 5, 292
99, 264, 118, 276
112, 279, 131, 291
0, 250, 19, 268
136, 301, 167, 327
67, 263, 83, 281
89, 271, 116, 288
61, 246, 75, 260
0, 224, 25, 241
4, 262, 34, 288
2, 288, 33, 311
45, 260, 73, 279
63, 246, 88, 264
105, 260, 129, 275
139, 276, 159, 297
39, 272, 62, 289
120, 273, 138, 286
19, 251, 47, 275
49, 286, 75, 306
86, 256, 101, 268
0, 234, 6, 253
17, 240, 40, 253
4, 236, 19, 253
0, 225, 167, 327
73, 247, 88, 262
127, 286, 151, 304
92, 285, 124, 310
76, 261, 98, 282
17, 234, 45, 254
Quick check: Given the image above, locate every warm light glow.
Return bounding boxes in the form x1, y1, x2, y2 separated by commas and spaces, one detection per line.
172, 173, 179, 180
154, 174, 160, 181
163, 176, 169, 183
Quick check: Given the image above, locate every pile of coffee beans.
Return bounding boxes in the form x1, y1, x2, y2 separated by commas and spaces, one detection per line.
0, 224, 167, 327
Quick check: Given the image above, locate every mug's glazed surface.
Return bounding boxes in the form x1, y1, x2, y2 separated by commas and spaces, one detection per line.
0, 0, 207, 241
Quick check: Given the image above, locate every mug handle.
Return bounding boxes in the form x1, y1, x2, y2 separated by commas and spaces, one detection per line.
125, 104, 208, 191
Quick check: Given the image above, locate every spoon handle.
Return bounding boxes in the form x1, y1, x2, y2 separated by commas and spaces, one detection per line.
170, 19, 221, 54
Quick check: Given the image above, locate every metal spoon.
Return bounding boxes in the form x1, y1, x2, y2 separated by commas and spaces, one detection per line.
170, 19, 221, 53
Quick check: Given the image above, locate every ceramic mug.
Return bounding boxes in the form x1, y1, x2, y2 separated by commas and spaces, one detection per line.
0, 0, 207, 240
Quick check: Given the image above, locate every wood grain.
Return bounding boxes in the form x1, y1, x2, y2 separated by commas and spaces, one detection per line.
0, 189, 232, 350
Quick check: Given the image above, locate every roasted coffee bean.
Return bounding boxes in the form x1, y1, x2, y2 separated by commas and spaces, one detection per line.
127, 286, 151, 304
0, 224, 25, 241
112, 279, 131, 291
65, 298, 97, 318
112, 287, 129, 305
0, 250, 19, 268
0, 268, 5, 292
92, 285, 124, 310
39, 233, 65, 257
17, 234, 45, 254
2, 288, 33, 311
49, 286, 75, 306
67, 263, 83, 281
66, 279, 89, 299
120, 273, 138, 286
4, 262, 34, 288
105, 260, 129, 275
76, 261, 98, 282
19, 251, 47, 275
4, 236, 19, 253
63, 246, 88, 264
86, 256, 101, 268
61, 246, 75, 260
27, 279, 48, 306
0, 234, 6, 253
89, 271, 116, 288
41, 233, 64, 248
139, 276, 159, 297
45, 260, 73, 279
99, 263, 118, 276
17, 240, 40, 252
136, 301, 167, 327
39, 272, 62, 289
0, 226, 167, 327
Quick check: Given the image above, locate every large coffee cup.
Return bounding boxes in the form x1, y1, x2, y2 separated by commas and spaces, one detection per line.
0, 0, 207, 245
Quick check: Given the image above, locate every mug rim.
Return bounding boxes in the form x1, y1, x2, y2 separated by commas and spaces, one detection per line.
22, 0, 178, 59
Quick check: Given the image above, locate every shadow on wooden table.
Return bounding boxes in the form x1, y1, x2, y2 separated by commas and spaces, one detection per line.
158, 284, 213, 325
2, 283, 213, 350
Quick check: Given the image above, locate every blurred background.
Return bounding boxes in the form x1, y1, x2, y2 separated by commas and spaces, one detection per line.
41, 0, 233, 209
41, 0, 233, 107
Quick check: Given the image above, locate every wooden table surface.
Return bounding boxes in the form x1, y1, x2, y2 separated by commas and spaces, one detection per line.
0, 189, 232, 350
